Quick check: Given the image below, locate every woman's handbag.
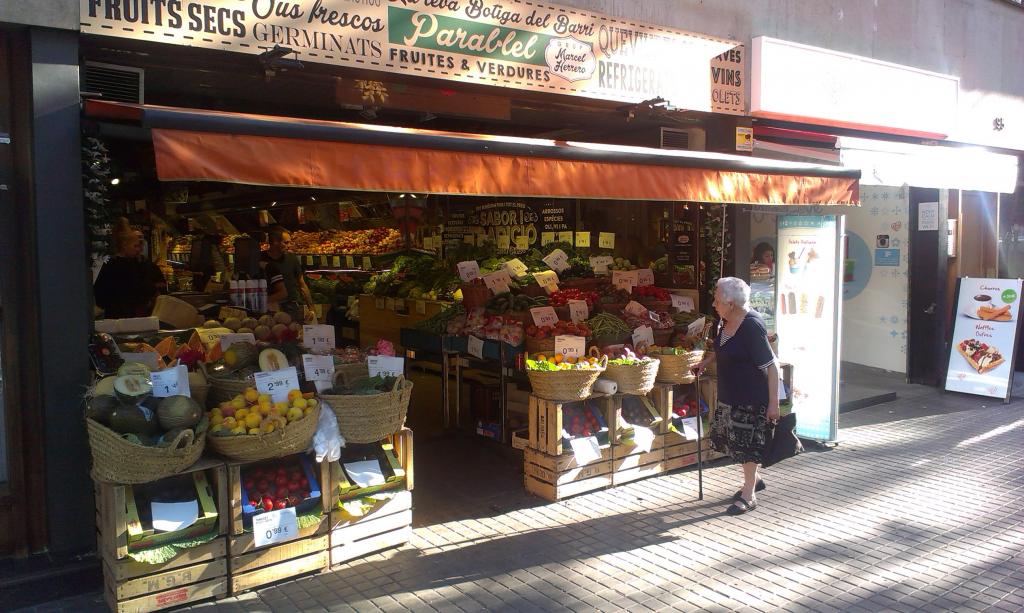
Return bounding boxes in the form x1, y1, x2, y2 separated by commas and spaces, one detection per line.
762, 412, 803, 468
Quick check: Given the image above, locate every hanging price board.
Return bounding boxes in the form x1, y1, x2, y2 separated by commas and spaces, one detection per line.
541, 232, 555, 246
368, 356, 405, 378
530, 306, 559, 328
514, 235, 530, 251
671, 294, 695, 313
612, 270, 638, 292
220, 332, 256, 352
457, 260, 481, 282
503, 258, 529, 278
331, 256, 341, 267
253, 507, 299, 547
302, 324, 335, 352
568, 299, 589, 323
361, 256, 372, 270
636, 269, 655, 287
575, 232, 590, 248
345, 255, 355, 268
624, 301, 648, 317
254, 367, 300, 403
599, 232, 616, 249
554, 335, 585, 359
302, 354, 335, 382
483, 270, 513, 295
304, 255, 314, 266
543, 249, 570, 273
589, 256, 614, 275
632, 325, 655, 347
496, 233, 511, 251
151, 365, 190, 398
467, 335, 485, 359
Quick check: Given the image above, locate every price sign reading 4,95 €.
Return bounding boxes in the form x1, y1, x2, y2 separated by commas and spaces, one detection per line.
151, 365, 190, 398
255, 367, 300, 403
302, 325, 335, 353
302, 354, 335, 382
252, 507, 299, 547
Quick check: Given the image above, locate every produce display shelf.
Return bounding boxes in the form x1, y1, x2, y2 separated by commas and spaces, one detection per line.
330, 429, 413, 506
297, 251, 400, 271
329, 489, 413, 568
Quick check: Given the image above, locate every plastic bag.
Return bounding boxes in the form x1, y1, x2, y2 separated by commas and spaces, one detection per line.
313, 399, 345, 462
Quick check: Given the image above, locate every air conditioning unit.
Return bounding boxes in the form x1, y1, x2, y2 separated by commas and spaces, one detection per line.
83, 62, 144, 104
660, 127, 706, 151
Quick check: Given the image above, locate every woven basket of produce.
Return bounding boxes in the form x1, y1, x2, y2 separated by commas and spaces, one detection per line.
560, 277, 606, 292
88, 418, 206, 483
333, 362, 370, 387
460, 282, 491, 310
655, 349, 705, 384
525, 336, 556, 355
598, 349, 660, 395
653, 328, 674, 346
527, 355, 607, 402
208, 402, 320, 462
321, 375, 413, 444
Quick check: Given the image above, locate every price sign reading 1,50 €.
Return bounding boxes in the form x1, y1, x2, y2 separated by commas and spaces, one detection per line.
302, 325, 335, 353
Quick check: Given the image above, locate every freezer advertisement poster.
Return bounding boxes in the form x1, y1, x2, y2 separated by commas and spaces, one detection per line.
944, 278, 1024, 400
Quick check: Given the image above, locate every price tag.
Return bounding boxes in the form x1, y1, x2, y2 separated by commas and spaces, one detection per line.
254, 367, 300, 403
496, 233, 511, 251
568, 436, 601, 465
679, 417, 701, 441
554, 335, 585, 359
530, 306, 559, 328
671, 294, 695, 313
687, 317, 707, 338
543, 249, 570, 273
632, 325, 655, 347
649, 311, 661, 324
612, 270, 638, 292
253, 507, 299, 548
305, 255, 314, 266
368, 356, 405, 378
483, 270, 512, 295
302, 354, 335, 382
415, 300, 426, 315
575, 232, 590, 248
557, 231, 574, 244
302, 324, 335, 352
457, 260, 481, 282
514, 235, 530, 251
599, 232, 615, 249
220, 333, 256, 351
467, 335, 485, 359
152, 365, 190, 398
345, 255, 355, 268
533, 270, 559, 290
632, 426, 655, 453
332, 256, 341, 267
320, 255, 328, 267
121, 352, 160, 369
362, 256, 372, 270
624, 301, 648, 317
589, 256, 614, 275
636, 268, 655, 287
541, 232, 555, 246
195, 328, 230, 347
503, 258, 528, 278
568, 299, 589, 323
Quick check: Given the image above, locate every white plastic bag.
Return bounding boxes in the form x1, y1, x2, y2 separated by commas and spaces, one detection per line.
313, 399, 345, 462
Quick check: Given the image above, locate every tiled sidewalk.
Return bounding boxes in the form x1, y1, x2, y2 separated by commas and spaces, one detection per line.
21, 393, 1024, 612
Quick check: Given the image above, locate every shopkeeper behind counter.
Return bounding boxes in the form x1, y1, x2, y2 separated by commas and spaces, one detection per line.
261, 226, 314, 322
94, 219, 166, 318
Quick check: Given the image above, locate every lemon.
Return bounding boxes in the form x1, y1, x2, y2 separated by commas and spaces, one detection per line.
243, 388, 259, 403
291, 397, 308, 410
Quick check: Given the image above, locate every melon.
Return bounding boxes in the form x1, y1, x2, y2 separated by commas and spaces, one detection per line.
117, 361, 152, 378
113, 374, 153, 404
237, 327, 254, 334
85, 395, 120, 425
202, 319, 221, 329
288, 322, 302, 333
257, 315, 274, 327
157, 427, 191, 448
271, 323, 288, 339
258, 348, 289, 372
187, 369, 207, 392
223, 317, 242, 331
254, 325, 272, 341
157, 395, 202, 429
241, 317, 259, 329
224, 342, 257, 368
273, 311, 293, 325
110, 404, 160, 436
93, 375, 118, 397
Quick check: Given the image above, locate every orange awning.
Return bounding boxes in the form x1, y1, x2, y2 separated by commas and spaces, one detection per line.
89, 101, 860, 205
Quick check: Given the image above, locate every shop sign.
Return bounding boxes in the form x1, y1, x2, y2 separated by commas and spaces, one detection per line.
945, 278, 1024, 401
81, 0, 744, 114
444, 201, 573, 254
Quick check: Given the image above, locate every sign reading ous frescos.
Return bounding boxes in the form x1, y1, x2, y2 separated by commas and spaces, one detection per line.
944, 278, 1024, 401
80, 0, 744, 114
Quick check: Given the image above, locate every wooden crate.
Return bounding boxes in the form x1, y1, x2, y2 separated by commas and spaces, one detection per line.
611, 448, 666, 486
330, 428, 412, 506
662, 434, 713, 471
613, 393, 666, 444
649, 384, 673, 434
527, 395, 617, 455
523, 446, 613, 501
329, 490, 412, 567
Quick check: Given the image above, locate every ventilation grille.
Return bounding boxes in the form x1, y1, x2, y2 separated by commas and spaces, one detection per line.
660, 127, 706, 151
83, 62, 144, 104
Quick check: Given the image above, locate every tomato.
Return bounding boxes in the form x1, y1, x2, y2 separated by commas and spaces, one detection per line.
274, 499, 287, 510
262, 497, 274, 512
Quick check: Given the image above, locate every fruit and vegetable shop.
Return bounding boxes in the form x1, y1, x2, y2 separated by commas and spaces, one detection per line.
18, 6, 858, 608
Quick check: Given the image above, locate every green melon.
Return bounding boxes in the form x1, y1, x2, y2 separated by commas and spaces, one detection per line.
258, 348, 289, 372
157, 395, 202, 429
113, 374, 153, 404
85, 395, 120, 425
110, 404, 160, 436
93, 375, 118, 397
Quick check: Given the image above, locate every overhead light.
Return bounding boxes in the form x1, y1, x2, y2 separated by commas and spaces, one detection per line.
110, 178, 120, 185
398, 194, 406, 199
271, 201, 277, 206
310, 196, 316, 201
410, 194, 418, 199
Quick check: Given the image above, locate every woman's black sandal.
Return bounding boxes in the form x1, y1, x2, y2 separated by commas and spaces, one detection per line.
732, 479, 766, 501
726, 497, 757, 515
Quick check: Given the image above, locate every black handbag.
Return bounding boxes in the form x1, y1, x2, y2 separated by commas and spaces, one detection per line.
762, 412, 803, 468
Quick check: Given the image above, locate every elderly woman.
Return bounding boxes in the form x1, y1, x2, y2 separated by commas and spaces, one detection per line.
696, 277, 779, 515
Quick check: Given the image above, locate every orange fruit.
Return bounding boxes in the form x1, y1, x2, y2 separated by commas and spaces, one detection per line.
566, 357, 577, 364
536, 354, 547, 362
554, 353, 564, 364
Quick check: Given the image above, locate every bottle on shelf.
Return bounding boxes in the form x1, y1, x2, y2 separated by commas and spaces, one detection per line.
229, 279, 241, 307
246, 279, 258, 312
258, 279, 268, 313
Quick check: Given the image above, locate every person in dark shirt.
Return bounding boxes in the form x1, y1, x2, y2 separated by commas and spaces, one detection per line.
694, 277, 780, 515
94, 225, 166, 318
261, 227, 314, 321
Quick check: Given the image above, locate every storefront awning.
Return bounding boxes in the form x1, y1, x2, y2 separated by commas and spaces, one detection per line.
85, 101, 860, 205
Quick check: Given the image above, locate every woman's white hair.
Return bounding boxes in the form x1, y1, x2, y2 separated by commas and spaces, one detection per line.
716, 277, 750, 309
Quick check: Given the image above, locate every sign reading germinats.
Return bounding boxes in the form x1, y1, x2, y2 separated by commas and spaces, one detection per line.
80, 0, 745, 114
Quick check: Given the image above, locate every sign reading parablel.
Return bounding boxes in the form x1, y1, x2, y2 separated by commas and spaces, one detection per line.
79, 0, 745, 114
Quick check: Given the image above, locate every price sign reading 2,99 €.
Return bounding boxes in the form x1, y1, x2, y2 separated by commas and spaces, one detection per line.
255, 367, 300, 403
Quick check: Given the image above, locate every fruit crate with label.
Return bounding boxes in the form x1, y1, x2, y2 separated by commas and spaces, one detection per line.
94, 458, 229, 613
328, 429, 414, 567
524, 395, 617, 501
225, 452, 332, 595
654, 383, 716, 469
611, 392, 668, 486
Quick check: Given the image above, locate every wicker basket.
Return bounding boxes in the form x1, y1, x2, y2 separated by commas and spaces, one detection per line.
321, 375, 413, 444
655, 350, 705, 384
653, 328, 674, 346
460, 283, 491, 310
603, 358, 660, 395
333, 361, 370, 388
525, 336, 555, 355
527, 356, 607, 402
87, 418, 206, 484
206, 373, 253, 406
206, 403, 320, 462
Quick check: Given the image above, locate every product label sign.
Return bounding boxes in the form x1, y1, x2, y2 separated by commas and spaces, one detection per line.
345, 255, 355, 268
530, 306, 559, 328
483, 269, 513, 295
598, 232, 616, 249
612, 270, 638, 292
541, 232, 555, 246
254, 367, 300, 403
557, 231, 574, 244
514, 235, 530, 251
302, 324, 335, 352
302, 354, 335, 382
636, 269, 655, 287
589, 256, 614, 275
467, 335, 485, 359
543, 249, 570, 273
554, 335, 585, 359
457, 260, 481, 282
220, 332, 256, 352
624, 301, 648, 317
503, 258, 529, 278
686, 316, 707, 338
533, 270, 559, 290
632, 325, 655, 347
568, 299, 589, 323
671, 294, 695, 312
368, 356, 405, 378
568, 436, 601, 465
678, 417, 700, 440
152, 365, 191, 398
574, 232, 590, 248
253, 507, 299, 548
